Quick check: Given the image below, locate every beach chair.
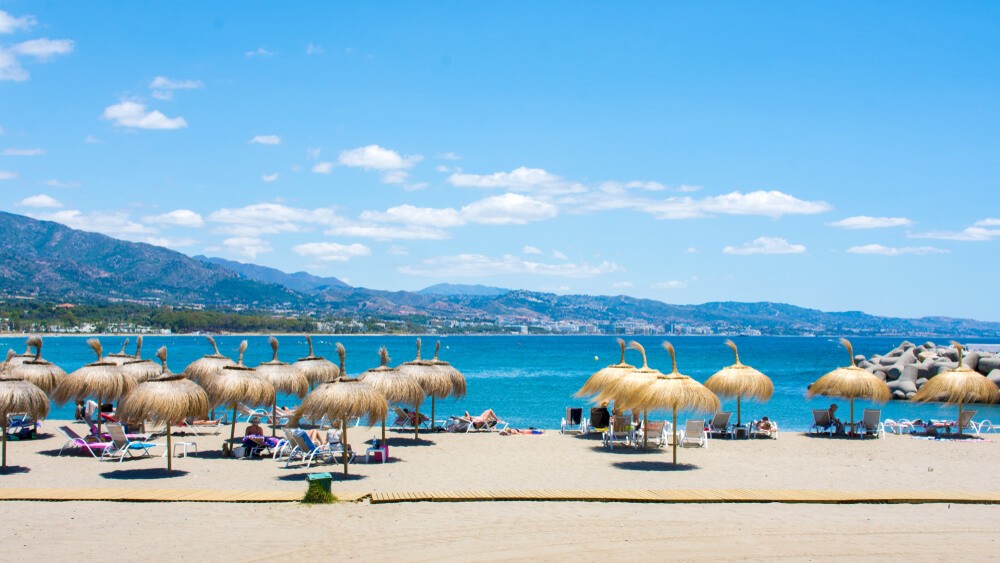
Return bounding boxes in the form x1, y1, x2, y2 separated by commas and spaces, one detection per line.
57, 425, 113, 457
751, 419, 779, 439
5, 413, 38, 439
859, 409, 885, 439
390, 406, 430, 430
102, 423, 161, 463
602, 415, 632, 449
237, 404, 271, 423
810, 409, 834, 436
586, 407, 610, 435
634, 420, 666, 448
679, 419, 708, 448
707, 412, 733, 439
882, 419, 914, 435
284, 429, 338, 468
180, 419, 223, 436
560, 407, 584, 434
932, 410, 983, 436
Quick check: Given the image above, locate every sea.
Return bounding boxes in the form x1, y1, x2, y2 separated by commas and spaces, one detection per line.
11, 334, 1000, 431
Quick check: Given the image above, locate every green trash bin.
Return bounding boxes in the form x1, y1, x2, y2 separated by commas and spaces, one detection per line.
307, 472, 333, 493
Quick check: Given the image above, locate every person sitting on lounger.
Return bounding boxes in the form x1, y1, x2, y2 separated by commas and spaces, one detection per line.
756, 417, 773, 431
824, 404, 846, 434
464, 409, 499, 429
402, 407, 430, 425
241, 417, 266, 455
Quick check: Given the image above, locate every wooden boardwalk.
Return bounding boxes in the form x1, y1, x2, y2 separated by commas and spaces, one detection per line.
2, 487, 998, 505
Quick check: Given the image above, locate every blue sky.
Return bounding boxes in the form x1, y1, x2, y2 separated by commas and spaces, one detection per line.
1, 3, 999, 320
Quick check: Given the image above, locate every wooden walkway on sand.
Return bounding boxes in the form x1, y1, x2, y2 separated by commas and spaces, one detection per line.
1, 487, 999, 505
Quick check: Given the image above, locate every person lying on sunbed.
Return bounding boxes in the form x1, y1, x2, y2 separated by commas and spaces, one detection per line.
402, 407, 430, 425
756, 417, 774, 431
304, 427, 342, 445
464, 409, 499, 429
499, 427, 543, 436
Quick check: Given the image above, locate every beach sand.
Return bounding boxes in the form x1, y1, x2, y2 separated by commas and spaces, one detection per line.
1, 420, 998, 560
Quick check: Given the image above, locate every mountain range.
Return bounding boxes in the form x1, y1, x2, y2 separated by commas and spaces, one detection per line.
2, 211, 999, 337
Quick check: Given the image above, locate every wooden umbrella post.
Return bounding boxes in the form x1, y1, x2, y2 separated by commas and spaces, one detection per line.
230, 404, 238, 445
850, 398, 855, 436
342, 419, 349, 476
737, 393, 742, 427
957, 401, 964, 438
672, 409, 678, 465
431, 397, 436, 432
642, 410, 648, 449
381, 417, 386, 444
2, 424, 6, 469
96, 393, 103, 437
272, 402, 277, 438
166, 422, 172, 472
414, 404, 420, 439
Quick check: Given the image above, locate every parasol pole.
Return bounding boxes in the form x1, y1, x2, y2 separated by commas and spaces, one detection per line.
230, 403, 238, 445
96, 393, 103, 437
414, 402, 420, 439
957, 401, 964, 438
431, 397, 436, 432
671, 407, 678, 465
1, 422, 6, 469
849, 398, 855, 437
342, 418, 349, 476
642, 410, 648, 449
166, 422, 172, 472
381, 414, 386, 444
272, 402, 278, 438
737, 393, 742, 427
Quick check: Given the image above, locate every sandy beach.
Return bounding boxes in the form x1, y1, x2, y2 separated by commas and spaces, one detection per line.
1, 419, 998, 560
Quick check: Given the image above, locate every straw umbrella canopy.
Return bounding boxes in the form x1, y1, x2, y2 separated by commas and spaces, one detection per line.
704, 340, 773, 427
106, 338, 133, 366
118, 347, 209, 471
205, 340, 275, 445
396, 338, 442, 434
121, 336, 160, 384
183, 336, 236, 386
1, 349, 15, 371
913, 341, 999, 437
430, 341, 466, 400
53, 339, 135, 436
593, 341, 665, 448
807, 338, 891, 435
255, 336, 308, 437
294, 350, 388, 477
619, 342, 721, 464
363, 346, 425, 441
4, 342, 35, 369
576, 338, 636, 400
293, 335, 340, 391
9, 336, 67, 394
0, 373, 49, 470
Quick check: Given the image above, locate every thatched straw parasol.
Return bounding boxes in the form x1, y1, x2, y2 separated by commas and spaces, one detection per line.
53, 339, 135, 436
9, 336, 67, 394
576, 338, 636, 401
205, 340, 275, 445
293, 335, 340, 391
807, 338, 891, 435
255, 337, 308, 437
621, 342, 720, 464
294, 351, 388, 476
121, 336, 160, 384
396, 338, 443, 435
363, 346, 425, 441
704, 340, 773, 426
4, 342, 35, 369
913, 341, 999, 437
0, 373, 49, 470
106, 338, 133, 366
592, 341, 663, 447
183, 336, 236, 386
1, 349, 15, 371
119, 347, 209, 471
430, 341, 466, 399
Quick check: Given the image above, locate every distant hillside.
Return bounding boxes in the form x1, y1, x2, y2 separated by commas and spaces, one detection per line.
418, 283, 509, 297
196, 256, 350, 294
0, 212, 304, 307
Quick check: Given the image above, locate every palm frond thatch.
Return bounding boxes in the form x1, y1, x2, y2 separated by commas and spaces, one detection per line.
429, 341, 466, 399
205, 340, 275, 408
0, 374, 50, 468
183, 336, 236, 385
121, 336, 160, 384
255, 336, 308, 397
577, 338, 636, 399
913, 341, 999, 405
9, 335, 67, 394
594, 341, 661, 409
4, 341, 34, 369
807, 338, 890, 402
293, 335, 340, 385
119, 347, 209, 425
52, 338, 135, 405
363, 347, 425, 406
398, 338, 450, 398
704, 339, 774, 401
106, 337, 133, 366
294, 377, 388, 426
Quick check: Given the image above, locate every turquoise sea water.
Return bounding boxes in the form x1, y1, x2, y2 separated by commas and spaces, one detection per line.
12, 335, 1000, 431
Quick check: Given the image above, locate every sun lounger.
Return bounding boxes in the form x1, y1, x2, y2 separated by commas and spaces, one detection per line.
237, 403, 272, 423
57, 425, 113, 457
560, 407, 584, 435
5, 413, 38, 439
679, 419, 708, 448
284, 429, 343, 468
810, 409, 835, 436
602, 415, 632, 449
179, 419, 223, 436
859, 409, 885, 439
930, 410, 984, 436
883, 419, 914, 435
634, 420, 667, 448
751, 419, 779, 439
102, 423, 162, 463
586, 406, 610, 435
707, 412, 733, 439
390, 405, 430, 430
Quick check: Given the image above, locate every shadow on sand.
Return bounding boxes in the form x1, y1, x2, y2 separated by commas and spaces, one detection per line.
0, 465, 31, 474
613, 460, 699, 472
275, 471, 367, 482
380, 436, 436, 448
101, 468, 190, 480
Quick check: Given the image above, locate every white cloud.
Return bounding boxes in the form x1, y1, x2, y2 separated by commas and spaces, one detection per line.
0, 49, 27, 81
686, 247, 698, 253
306, 43, 323, 55
19, 194, 61, 208
338, 145, 423, 184
325, 224, 450, 241
909, 224, 1000, 241
611, 281, 634, 289
571, 189, 829, 219
31, 210, 155, 237
249, 134, 281, 145
312, 162, 334, 174
448, 166, 585, 195
439, 152, 461, 161
11, 38, 73, 59
975, 218, 1000, 227
677, 185, 702, 193
723, 237, 806, 255
141, 236, 198, 249
362, 193, 558, 229
829, 216, 913, 229
149, 76, 203, 100
360, 205, 464, 228
846, 244, 949, 256
45, 179, 80, 188
144, 209, 204, 228
245, 47, 273, 58
3, 147, 44, 156
651, 280, 689, 289
597, 180, 666, 194
399, 254, 622, 278
293, 242, 371, 262
101, 101, 187, 130
261, 173, 278, 183
208, 203, 339, 236
386, 245, 409, 256
306, 148, 321, 160
522, 245, 543, 255
0, 11, 36, 34
85, 135, 100, 144
701, 191, 830, 218
552, 250, 568, 260
0, 170, 17, 180
221, 237, 272, 259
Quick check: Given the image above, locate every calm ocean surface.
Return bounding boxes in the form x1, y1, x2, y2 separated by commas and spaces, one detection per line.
13, 335, 1000, 431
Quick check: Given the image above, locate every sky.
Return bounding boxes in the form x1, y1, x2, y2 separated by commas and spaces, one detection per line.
1, 2, 999, 321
